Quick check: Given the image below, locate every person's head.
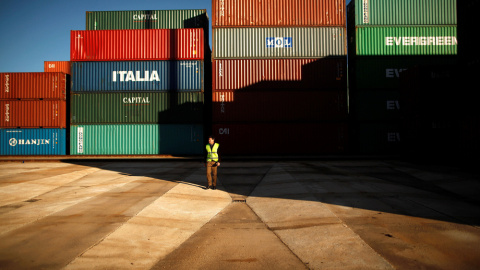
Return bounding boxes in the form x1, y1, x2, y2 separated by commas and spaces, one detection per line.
208, 136, 215, 145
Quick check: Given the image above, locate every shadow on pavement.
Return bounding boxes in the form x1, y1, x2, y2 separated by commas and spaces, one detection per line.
63, 158, 480, 227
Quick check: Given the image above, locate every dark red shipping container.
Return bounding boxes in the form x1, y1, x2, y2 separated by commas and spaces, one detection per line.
70, 29, 204, 61
1, 100, 67, 128
212, 90, 347, 122
212, 0, 346, 27
212, 122, 348, 155
213, 58, 346, 90
0, 73, 67, 100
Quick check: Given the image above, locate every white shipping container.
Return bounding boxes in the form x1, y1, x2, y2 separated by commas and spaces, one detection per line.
213, 27, 346, 59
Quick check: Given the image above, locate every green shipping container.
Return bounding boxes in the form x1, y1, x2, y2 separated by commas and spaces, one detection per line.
70, 124, 203, 155
86, 10, 209, 30
351, 56, 458, 89
70, 92, 204, 124
355, 26, 457, 56
349, 89, 401, 122
352, 0, 457, 26
350, 121, 401, 154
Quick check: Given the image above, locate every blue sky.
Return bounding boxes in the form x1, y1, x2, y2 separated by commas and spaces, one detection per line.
0, 0, 351, 73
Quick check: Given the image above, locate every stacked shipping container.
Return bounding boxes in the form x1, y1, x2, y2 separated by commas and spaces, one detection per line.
44, 61, 71, 75
211, 0, 348, 155
347, 0, 458, 155
69, 10, 209, 155
0, 73, 67, 155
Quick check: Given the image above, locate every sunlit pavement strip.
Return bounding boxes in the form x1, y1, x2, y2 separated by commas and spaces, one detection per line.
248, 164, 394, 269
0, 167, 102, 207
0, 170, 143, 236
65, 168, 231, 270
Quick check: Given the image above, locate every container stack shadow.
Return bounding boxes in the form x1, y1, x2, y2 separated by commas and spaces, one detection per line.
347, 0, 458, 156
211, 0, 349, 156
68, 10, 210, 156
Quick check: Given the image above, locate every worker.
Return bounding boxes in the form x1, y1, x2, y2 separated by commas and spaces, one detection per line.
205, 135, 220, 190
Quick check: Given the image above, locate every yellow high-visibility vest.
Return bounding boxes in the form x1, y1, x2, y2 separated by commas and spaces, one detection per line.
206, 143, 219, 162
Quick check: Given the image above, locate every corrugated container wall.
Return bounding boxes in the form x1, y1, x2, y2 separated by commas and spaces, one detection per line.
211, 0, 348, 155
213, 123, 348, 155
1, 73, 67, 100
44, 61, 71, 75
212, 90, 347, 123
213, 27, 346, 59
354, 0, 457, 26
355, 26, 457, 56
70, 124, 203, 155
1, 129, 66, 155
70, 29, 204, 61
212, 0, 345, 27
213, 58, 346, 90
86, 9, 209, 30
70, 92, 204, 124
346, 0, 459, 156
71, 61, 204, 92
1, 100, 67, 128
352, 56, 458, 89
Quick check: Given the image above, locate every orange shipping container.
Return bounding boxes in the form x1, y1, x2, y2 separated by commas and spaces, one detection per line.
212, 0, 346, 27
1, 100, 67, 128
0, 72, 67, 100
44, 61, 71, 75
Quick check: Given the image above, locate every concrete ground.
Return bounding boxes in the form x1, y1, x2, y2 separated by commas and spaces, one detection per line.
0, 158, 479, 269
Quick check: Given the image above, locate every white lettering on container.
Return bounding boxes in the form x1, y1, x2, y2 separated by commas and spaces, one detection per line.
219, 0, 225, 16
386, 100, 400, 110
4, 103, 9, 122
133, 14, 158, 21
11, 138, 50, 146
386, 36, 457, 46
387, 132, 401, 142
9, 138, 17, 147
219, 128, 229, 135
385, 68, 407, 78
362, 0, 370, 24
220, 93, 225, 114
77, 127, 84, 153
4, 74, 9, 93
122, 97, 151, 104
112, 71, 160, 82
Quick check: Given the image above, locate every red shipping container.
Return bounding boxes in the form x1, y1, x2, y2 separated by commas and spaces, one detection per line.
44, 61, 71, 75
213, 58, 346, 90
213, 122, 348, 155
1, 100, 67, 128
0, 73, 67, 100
70, 29, 204, 61
212, 0, 345, 27
212, 90, 347, 122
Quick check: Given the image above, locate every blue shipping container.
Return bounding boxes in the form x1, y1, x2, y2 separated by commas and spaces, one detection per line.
0, 128, 66, 155
71, 61, 204, 91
